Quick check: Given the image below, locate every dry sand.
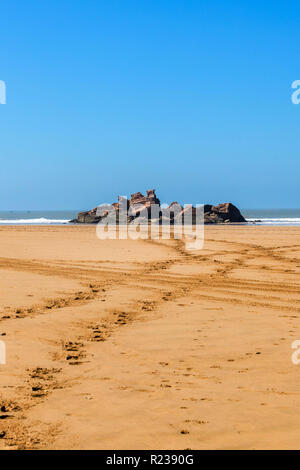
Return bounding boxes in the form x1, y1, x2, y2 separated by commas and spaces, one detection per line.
0, 225, 300, 450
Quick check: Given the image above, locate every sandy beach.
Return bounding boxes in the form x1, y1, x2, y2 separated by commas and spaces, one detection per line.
0, 224, 300, 450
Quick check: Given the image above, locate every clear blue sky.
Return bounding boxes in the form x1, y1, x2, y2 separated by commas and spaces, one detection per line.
1, 0, 299, 210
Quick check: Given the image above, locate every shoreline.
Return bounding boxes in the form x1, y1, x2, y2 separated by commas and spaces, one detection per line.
1, 222, 300, 226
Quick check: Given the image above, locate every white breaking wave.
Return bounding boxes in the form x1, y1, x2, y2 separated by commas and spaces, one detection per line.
247, 218, 300, 225
1, 217, 300, 226
0, 218, 70, 225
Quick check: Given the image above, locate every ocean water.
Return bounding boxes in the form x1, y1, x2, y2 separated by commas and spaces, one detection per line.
0, 211, 78, 225
0, 209, 300, 225
242, 209, 300, 225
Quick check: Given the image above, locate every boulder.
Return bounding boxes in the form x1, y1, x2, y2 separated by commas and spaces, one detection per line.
129, 189, 161, 218
204, 212, 224, 224
77, 209, 101, 224
209, 203, 246, 223
130, 189, 160, 209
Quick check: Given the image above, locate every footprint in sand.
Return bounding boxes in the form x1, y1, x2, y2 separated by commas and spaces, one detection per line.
63, 341, 86, 365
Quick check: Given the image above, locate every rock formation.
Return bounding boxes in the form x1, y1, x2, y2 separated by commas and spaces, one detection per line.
70, 190, 246, 224
204, 203, 246, 224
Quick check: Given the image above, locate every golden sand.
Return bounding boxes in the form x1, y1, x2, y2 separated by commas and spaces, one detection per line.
0, 225, 300, 449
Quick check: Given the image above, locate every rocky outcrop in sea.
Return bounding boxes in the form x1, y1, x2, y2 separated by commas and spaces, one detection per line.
70, 189, 246, 224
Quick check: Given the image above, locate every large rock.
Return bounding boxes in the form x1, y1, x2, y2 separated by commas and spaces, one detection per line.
76, 208, 102, 224
204, 212, 225, 224
130, 189, 160, 206
129, 189, 161, 219
209, 203, 246, 223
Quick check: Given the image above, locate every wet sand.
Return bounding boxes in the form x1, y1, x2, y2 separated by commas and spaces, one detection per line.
0, 225, 300, 449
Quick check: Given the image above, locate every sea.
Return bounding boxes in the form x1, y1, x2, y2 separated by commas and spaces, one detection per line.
0, 209, 300, 226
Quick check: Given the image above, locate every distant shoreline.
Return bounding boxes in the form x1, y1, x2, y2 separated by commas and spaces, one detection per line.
1, 209, 300, 226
